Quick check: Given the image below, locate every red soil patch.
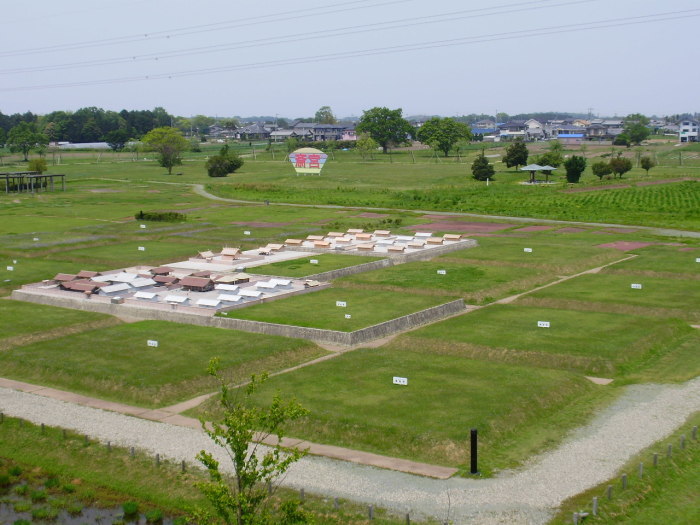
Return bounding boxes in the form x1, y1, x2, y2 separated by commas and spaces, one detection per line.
604, 228, 639, 234
555, 227, 588, 233
88, 189, 123, 193
514, 226, 554, 232
230, 221, 291, 227
597, 241, 654, 251
409, 222, 516, 233
356, 212, 389, 218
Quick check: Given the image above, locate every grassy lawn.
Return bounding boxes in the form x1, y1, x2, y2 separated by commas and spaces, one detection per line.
336, 260, 549, 304
250, 254, 383, 277
395, 305, 693, 376
48, 240, 209, 267
193, 346, 600, 473
551, 413, 700, 524
228, 287, 450, 331
524, 273, 700, 321
0, 258, 108, 296
0, 300, 108, 340
0, 321, 327, 407
602, 244, 700, 276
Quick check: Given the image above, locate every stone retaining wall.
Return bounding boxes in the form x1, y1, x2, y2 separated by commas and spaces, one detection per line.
304, 259, 393, 282
12, 290, 466, 347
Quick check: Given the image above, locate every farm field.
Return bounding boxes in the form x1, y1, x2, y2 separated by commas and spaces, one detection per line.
0, 320, 327, 407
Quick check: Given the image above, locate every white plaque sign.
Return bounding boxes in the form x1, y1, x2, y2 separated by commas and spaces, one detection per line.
244, 231, 251, 235
6, 266, 13, 271
631, 283, 642, 289
437, 269, 447, 275
12, 260, 16, 264
696, 258, 700, 263
138, 246, 145, 251
310, 259, 319, 264
524, 248, 533, 253
344, 314, 352, 319
33, 237, 39, 241
147, 340, 159, 347
140, 224, 146, 229
393, 377, 408, 386
336, 301, 347, 307
537, 321, 550, 328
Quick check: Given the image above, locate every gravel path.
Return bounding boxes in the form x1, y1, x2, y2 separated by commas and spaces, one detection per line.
2, 377, 699, 523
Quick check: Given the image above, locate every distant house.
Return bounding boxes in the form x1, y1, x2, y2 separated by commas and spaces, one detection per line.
234, 123, 271, 140
269, 129, 312, 142
679, 120, 699, 142
558, 134, 585, 145
498, 121, 528, 141
292, 122, 355, 142
341, 125, 357, 141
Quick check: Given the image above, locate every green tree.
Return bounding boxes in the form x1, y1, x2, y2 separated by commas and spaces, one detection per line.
563, 155, 586, 183
356, 107, 412, 153
314, 106, 337, 124
613, 133, 630, 147
416, 117, 472, 157
286, 137, 300, 153
7, 122, 48, 161
195, 358, 309, 525
27, 158, 48, 174
104, 129, 130, 152
355, 133, 379, 160
502, 139, 528, 170
205, 144, 244, 177
609, 154, 633, 178
591, 161, 612, 180
0, 127, 6, 147
141, 126, 189, 174
640, 156, 656, 175
623, 113, 651, 145
471, 150, 495, 181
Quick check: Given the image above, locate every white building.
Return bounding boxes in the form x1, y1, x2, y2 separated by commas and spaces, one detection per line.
679, 120, 699, 142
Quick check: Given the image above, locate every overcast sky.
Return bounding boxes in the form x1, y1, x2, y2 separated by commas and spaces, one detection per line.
2, 0, 698, 119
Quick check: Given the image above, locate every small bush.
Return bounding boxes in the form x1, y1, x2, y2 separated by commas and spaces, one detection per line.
13, 520, 31, 525
66, 502, 83, 515
145, 509, 164, 523
13, 484, 28, 495
122, 501, 139, 516
0, 474, 11, 487
8, 466, 22, 476
13, 501, 31, 512
31, 507, 58, 520
61, 483, 75, 493
31, 489, 47, 502
134, 210, 186, 222
27, 158, 48, 174
44, 477, 60, 489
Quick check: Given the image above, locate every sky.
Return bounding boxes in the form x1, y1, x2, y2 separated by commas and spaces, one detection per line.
1, 0, 698, 119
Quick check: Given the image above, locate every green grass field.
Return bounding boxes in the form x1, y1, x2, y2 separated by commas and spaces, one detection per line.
392, 305, 693, 376
0, 320, 327, 407
602, 244, 700, 276
193, 346, 600, 473
227, 287, 450, 331
0, 300, 108, 341
250, 253, 383, 277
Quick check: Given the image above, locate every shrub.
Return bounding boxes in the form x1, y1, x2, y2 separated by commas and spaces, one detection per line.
28, 158, 48, 174
564, 155, 587, 183
44, 477, 60, 489
14, 484, 28, 495
145, 509, 164, 523
134, 210, 186, 222
30, 489, 47, 502
0, 474, 11, 487
13, 520, 31, 525
66, 502, 83, 515
8, 466, 22, 476
61, 483, 75, 493
13, 501, 31, 512
205, 144, 244, 177
122, 501, 139, 517
31, 507, 58, 520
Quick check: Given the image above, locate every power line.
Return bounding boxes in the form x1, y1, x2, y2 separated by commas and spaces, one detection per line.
1, 8, 696, 92
0, 0, 413, 58
0, 0, 599, 75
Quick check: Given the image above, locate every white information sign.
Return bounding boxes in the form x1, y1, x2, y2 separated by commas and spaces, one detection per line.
537, 321, 550, 328
147, 340, 159, 347
12, 260, 16, 264
138, 246, 145, 251
140, 224, 146, 229
345, 314, 352, 319
310, 259, 319, 264
393, 377, 408, 386
524, 248, 533, 253
336, 301, 347, 308
437, 269, 447, 275
33, 238, 39, 241
696, 258, 700, 263
244, 231, 251, 235
631, 283, 642, 289
6, 266, 14, 271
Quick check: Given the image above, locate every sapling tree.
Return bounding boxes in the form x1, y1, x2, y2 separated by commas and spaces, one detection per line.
195, 358, 309, 525
640, 156, 656, 175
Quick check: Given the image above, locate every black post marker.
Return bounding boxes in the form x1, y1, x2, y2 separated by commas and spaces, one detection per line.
470, 428, 479, 475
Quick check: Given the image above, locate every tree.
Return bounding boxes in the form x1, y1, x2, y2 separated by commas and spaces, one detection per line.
502, 139, 528, 170
141, 126, 189, 174
624, 113, 651, 145
104, 129, 130, 152
416, 117, 472, 157
7, 122, 48, 161
205, 144, 244, 177
356, 107, 412, 153
563, 155, 586, 183
0, 127, 6, 147
640, 156, 656, 175
609, 154, 633, 178
471, 150, 495, 181
591, 161, 612, 180
613, 133, 630, 147
195, 358, 309, 525
355, 133, 379, 160
314, 106, 337, 124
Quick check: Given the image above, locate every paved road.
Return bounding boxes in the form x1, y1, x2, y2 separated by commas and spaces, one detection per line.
2, 377, 699, 523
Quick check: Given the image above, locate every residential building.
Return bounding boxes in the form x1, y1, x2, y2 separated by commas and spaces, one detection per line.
679, 120, 699, 142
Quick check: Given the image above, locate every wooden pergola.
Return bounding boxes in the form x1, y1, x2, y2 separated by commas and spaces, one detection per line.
1, 172, 66, 194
